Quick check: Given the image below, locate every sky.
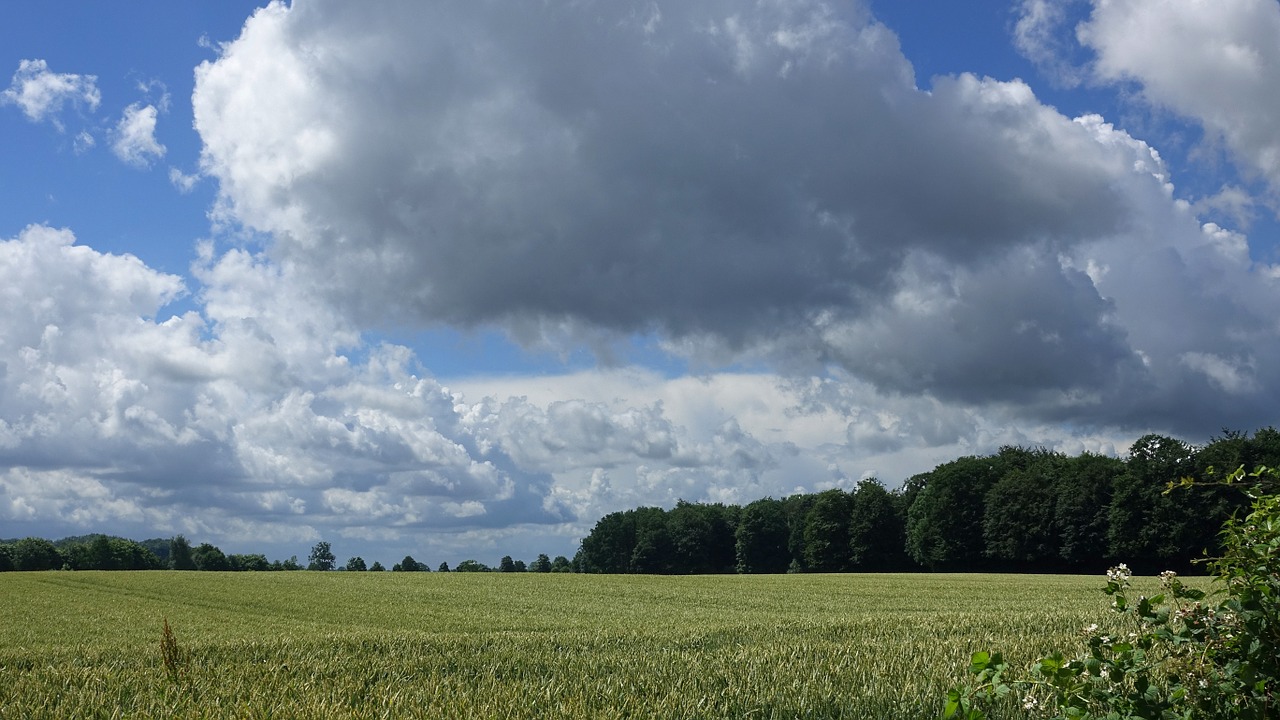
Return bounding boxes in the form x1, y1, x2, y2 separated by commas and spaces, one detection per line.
3, 0, 1280, 567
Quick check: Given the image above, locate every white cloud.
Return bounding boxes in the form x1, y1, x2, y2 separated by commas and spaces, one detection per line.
0, 222, 1152, 560
0, 225, 582, 556
9, 0, 1280, 564
1, 59, 100, 126
1013, 0, 1087, 87
183, 0, 1280, 436
169, 167, 201, 193
1079, 0, 1280, 194
73, 131, 95, 153
111, 103, 166, 168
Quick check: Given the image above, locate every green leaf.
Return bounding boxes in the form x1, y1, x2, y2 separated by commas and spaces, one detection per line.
942, 690, 961, 718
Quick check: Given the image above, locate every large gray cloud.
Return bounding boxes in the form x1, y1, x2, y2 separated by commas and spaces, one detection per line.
190, 0, 1280, 436
194, 1, 1130, 342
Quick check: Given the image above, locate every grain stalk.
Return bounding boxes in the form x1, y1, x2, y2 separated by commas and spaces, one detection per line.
159, 617, 186, 683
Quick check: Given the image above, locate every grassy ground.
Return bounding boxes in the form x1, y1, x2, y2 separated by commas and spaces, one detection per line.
0, 571, 1160, 718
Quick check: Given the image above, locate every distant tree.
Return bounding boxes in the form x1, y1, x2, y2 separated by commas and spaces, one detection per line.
139, 538, 172, 565
1196, 427, 1280, 477
983, 452, 1065, 570
345, 556, 367, 572
169, 534, 196, 570
87, 535, 117, 570
1055, 452, 1123, 570
848, 479, 908, 571
735, 498, 790, 574
629, 506, 673, 574
550, 556, 572, 573
191, 543, 230, 571
369, 561, 385, 571
307, 541, 336, 571
576, 510, 638, 573
0, 544, 12, 572
104, 537, 163, 570
498, 555, 517, 572
782, 494, 819, 572
12, 538, 61, 571
1108, 434, 1199, 570
394, 555, 421, 572
455, 559, 490, 572
513, 559, 527, 572
668, 501, 737, 574
529, 554, 552, 573
228, 553, 270, 571
280, 555, 303, 571
437, 561, 450, 572
56, 537, 93, 570
906, 454, 1004, 570
802, 489, 853, 572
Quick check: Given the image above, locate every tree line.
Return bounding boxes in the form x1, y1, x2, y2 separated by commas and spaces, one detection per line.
574, 429, 1280, 575
0, 533, 572, 575
5, 429, 1275, 576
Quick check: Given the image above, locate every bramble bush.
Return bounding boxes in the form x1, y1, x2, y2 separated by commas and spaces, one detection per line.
943, 465, 1278, 719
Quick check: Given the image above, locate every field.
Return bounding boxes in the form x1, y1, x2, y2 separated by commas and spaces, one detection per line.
0, 571, 1165, 719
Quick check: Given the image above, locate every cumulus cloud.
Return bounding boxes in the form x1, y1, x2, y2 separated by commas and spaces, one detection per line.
9, 0, 1280, 561
1, 59, 100, 126
0, 223, 1151, 559
188, 0, 1280, 436
0, 225, 571, 552
111, 103, 167, 168
2, 224, 844, 558
194, 1, 1131, 342
1079, 0, 1280, 196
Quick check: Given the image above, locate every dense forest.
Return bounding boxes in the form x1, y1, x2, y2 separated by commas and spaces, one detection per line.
573, 429, 1280, 575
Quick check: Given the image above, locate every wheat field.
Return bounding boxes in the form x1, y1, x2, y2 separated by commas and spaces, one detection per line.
0, 571, 1159, 718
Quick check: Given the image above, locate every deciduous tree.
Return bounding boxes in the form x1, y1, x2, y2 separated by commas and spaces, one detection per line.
307, 541, 336, 571
848, 479, 908, 571
191, 543, 230, 571
169, 534, 196, 570
906, 455, 1003, 570
11, 537, 61, 571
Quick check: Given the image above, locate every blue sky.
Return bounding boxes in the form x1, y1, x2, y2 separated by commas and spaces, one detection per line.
3, 0, 1279, 567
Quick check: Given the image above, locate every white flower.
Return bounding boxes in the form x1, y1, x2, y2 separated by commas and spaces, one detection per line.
1107, 564, 1132, 583
1023, 694, 1040, 711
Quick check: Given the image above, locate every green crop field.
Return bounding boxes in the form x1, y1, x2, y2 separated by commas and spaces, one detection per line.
0, 571, 1177, 719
